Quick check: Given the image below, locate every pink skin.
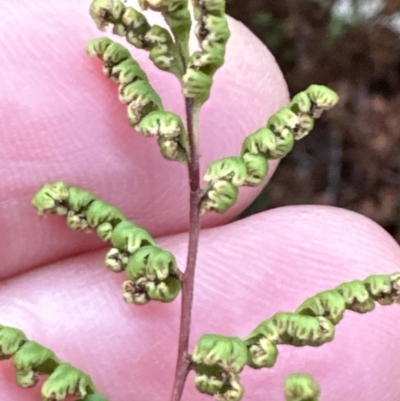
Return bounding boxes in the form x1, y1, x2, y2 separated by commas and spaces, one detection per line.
1, 1, 400, 401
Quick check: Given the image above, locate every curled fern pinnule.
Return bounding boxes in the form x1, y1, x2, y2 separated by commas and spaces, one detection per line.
188, 51, 221, 77
335, 280, 375, 313
67, 187, 97, 214
127, 245, 171, 281
122, 279, 150, 305
110, 58, 149, 86
215, 377, 244, 401
241, 153, 269, 186
289, 92, 312, 115
266, 111, 296, 156
158, 136, 188, 163
89, 0, 125, 31
120, 6, 151, 48
96, 38, 132, 77
285, 373, 320, 401
202, 156, 255, 213
192, 334, 247, 401
244, 318, 280, 346
137, 111, 185, 138
201, 180, 238, 214
182, 68, 213, 103
194, 372, 225, 397
125, 87, 164, 126
119, 77, 162, 106
239, 122, 294, 189
123, 245, 182, 304
296, 290, 347, 325
124, 275, 182, 305
105, 220, 156, 272
243, 326, 279, 369
270, 128, 295, 158
136, 111, 189, 163
246, 337, 279, 369
86, 200, 126, 241
288, 93, 315, 140
294, 114, 315, 140
144, 24, 172, 45
103, 37, 131, 63
32, 181, 70, 215
305, 84, 339, 118
145, 25, 176, 70
0, 326, 28, 360
110, 221, 156, 253
65, 193, 103, 233
66, 210, 92, 232
146, 275, 182, 302
86, 37, 113, 58
268, 106, 314, 141
364, 273, 400, 305
267, 107, 299, 132
104, 248, 129, 273
41, 363, 96, 401
241, 127, 276, 158
87, 38, 136, 82
193, 334, 248, 373
204, 157, 248, 187
13, 341, 61, 387
194, 371, 244, 401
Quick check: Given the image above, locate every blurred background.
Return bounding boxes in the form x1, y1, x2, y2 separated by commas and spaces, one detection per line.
226, 0, 400, 243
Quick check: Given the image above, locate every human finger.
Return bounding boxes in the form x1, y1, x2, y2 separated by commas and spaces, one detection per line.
0, 206, 399, 400
1, 0, 288, 278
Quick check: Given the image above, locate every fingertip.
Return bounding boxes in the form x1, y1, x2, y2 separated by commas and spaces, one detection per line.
1, 0, 288, 278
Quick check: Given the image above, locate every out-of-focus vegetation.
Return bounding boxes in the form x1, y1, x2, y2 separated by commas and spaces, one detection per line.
227, 0, 400, 243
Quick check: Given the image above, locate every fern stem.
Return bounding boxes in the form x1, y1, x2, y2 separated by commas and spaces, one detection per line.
170, 98, 202, 401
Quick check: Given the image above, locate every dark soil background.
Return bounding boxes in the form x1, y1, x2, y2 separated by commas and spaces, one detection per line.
227, 0, 400, 243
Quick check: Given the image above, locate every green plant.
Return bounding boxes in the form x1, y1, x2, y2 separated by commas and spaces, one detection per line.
1, 1, 399, 401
